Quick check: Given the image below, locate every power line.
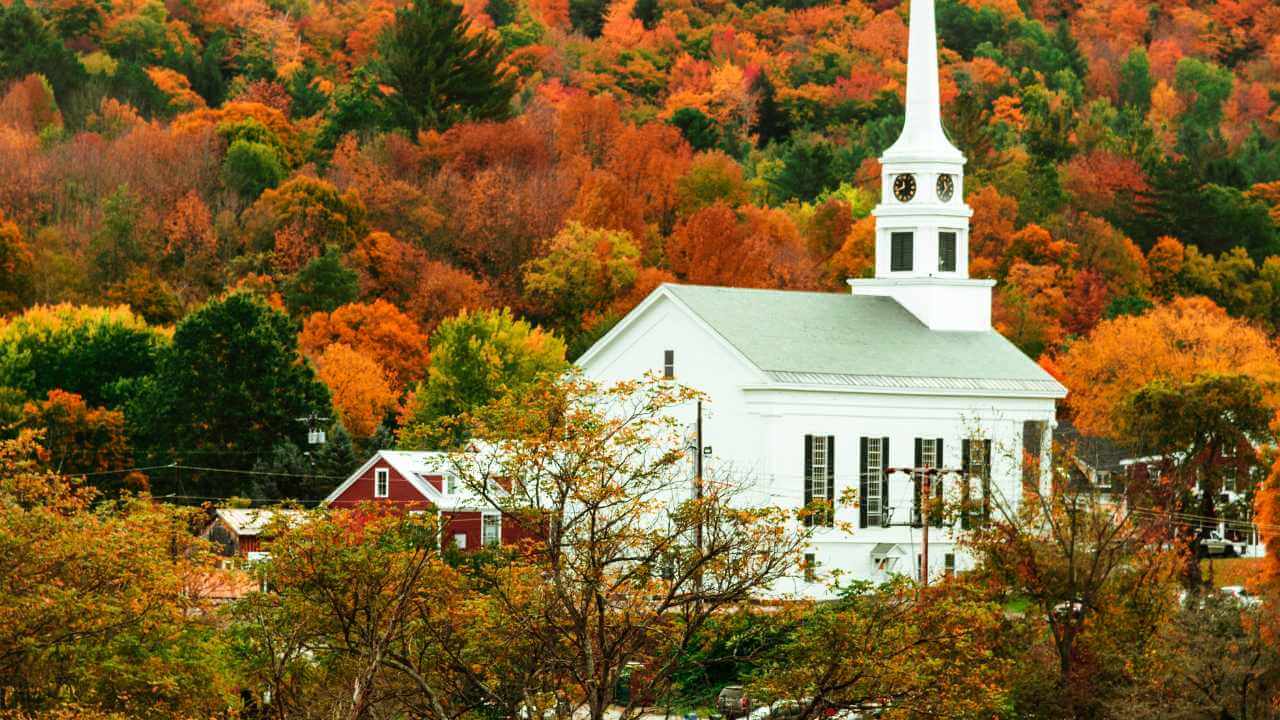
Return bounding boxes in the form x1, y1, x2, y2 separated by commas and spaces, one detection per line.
57, 463, 346, 482
163, 464, 347, 480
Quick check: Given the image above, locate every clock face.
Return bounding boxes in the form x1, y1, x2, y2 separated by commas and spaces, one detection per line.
892, 174, 917, 203
937, 174, 955, 203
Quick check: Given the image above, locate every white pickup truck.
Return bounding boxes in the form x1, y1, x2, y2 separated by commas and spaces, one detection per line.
1200, 531, 1246, 558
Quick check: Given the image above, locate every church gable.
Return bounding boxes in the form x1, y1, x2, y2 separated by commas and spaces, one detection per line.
575, 287, 764, 385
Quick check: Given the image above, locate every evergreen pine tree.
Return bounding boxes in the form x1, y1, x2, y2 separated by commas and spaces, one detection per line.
631, 0, 661, 30
751, 72, 790, 148
377, 0, 516, 133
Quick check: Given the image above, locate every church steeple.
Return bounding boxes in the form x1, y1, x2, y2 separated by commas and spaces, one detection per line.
882, 0, 963, 164
871, 0, 971, 281
850, 0, 993, 332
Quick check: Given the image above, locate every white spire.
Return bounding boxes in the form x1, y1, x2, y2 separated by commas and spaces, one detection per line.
882, 0, 963, 164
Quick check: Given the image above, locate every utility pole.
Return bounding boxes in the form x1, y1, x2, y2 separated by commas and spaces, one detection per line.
696, 397, 706, 548
887, 466, 962, 587
694, 401, 704, 598
921, 472, 931, 586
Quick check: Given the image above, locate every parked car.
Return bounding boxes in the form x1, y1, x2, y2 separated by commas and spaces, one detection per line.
769, 700, 803, 720
717, 686, 752, 719
1220, 585, 1262, 607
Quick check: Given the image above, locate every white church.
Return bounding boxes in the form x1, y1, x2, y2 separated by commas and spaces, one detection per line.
576, 0, 1066, 594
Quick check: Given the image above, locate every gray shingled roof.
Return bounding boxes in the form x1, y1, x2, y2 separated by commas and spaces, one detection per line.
664, 284, 1065, 396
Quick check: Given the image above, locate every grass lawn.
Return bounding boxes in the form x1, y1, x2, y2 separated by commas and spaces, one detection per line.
1201, 557, 1263, 588
1003, 596, 1033, 615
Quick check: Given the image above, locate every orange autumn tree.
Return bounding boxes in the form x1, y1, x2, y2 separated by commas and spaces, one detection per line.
0, 210, 33, 313
1061, 297, 1280, 585
666, 203, 816, 289
299, 299, 431, 392
312, 343, 399, 440
1257, 458, 1280, 589
994, 261, 1067, 358
1058, 296, 1280, 440
18, 390, 140, 493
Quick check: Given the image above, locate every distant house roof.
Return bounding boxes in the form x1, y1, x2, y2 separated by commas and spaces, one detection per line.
656, 284, 1066, 397
213, 508, 307, 537
1055, 421, 1132, 475
322, 450, 454, 505
323, 448, 506, 511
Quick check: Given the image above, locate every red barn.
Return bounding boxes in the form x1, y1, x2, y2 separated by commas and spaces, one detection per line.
324, 450, 532, 550
203, 508, 307, 558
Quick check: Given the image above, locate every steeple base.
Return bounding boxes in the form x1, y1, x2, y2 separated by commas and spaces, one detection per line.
849, 278, 995, 332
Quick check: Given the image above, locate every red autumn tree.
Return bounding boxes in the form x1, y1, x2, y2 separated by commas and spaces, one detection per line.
669, 203, 819, 289
346, 231, 494, 333
0, 74, 63, 134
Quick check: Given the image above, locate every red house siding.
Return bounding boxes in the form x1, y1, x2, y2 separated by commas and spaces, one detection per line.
442, 511, 542, 549
330, 459, 433, 509
240, 535, 261, 554
443, 511, 483, 549
503, 516, 540, 545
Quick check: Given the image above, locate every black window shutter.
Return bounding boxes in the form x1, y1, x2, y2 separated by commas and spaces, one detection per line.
891, 232, 914, 271
881, 437, 890, 527
961, 439, 972, 530
983, 439, 993, 522
934, 437, 945, 527
913, 438, 922, 525
939, 232, 957, 272
803, 435, 813, 527
826, 435, 836, 527
859, 437, 868, 529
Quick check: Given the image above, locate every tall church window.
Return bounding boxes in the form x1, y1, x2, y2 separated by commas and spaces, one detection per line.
961, 438, 992, 529
890, 232, 914, 271
859, 437, 889, 528
913, 438, 944, 527
938, 231, 957, 272
804, 435, 835, 527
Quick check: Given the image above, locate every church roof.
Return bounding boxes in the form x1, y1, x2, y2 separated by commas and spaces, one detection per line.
663, 284, 1066, 397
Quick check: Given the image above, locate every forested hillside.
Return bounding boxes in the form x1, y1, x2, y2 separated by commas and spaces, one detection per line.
2, 0, 1280, 498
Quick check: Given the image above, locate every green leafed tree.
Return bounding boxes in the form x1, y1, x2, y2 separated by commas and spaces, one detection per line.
0, 0, 86, 102
377, 0, 516, 134
222, 139, 286, 201
750, 579, 1009, 719
0, 304, 169, 408
669, 107, 721, 152
129, 292, 331, 498
283, 248, 360, 317
400, 308, 566, 448
1120, 372, 1273, 586
1117, 47, 1153, 115
522, 222, 639, 351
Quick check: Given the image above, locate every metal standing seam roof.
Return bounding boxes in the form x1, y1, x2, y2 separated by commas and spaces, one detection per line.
214, 508, 308, 536
662, 284, 1066, 396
